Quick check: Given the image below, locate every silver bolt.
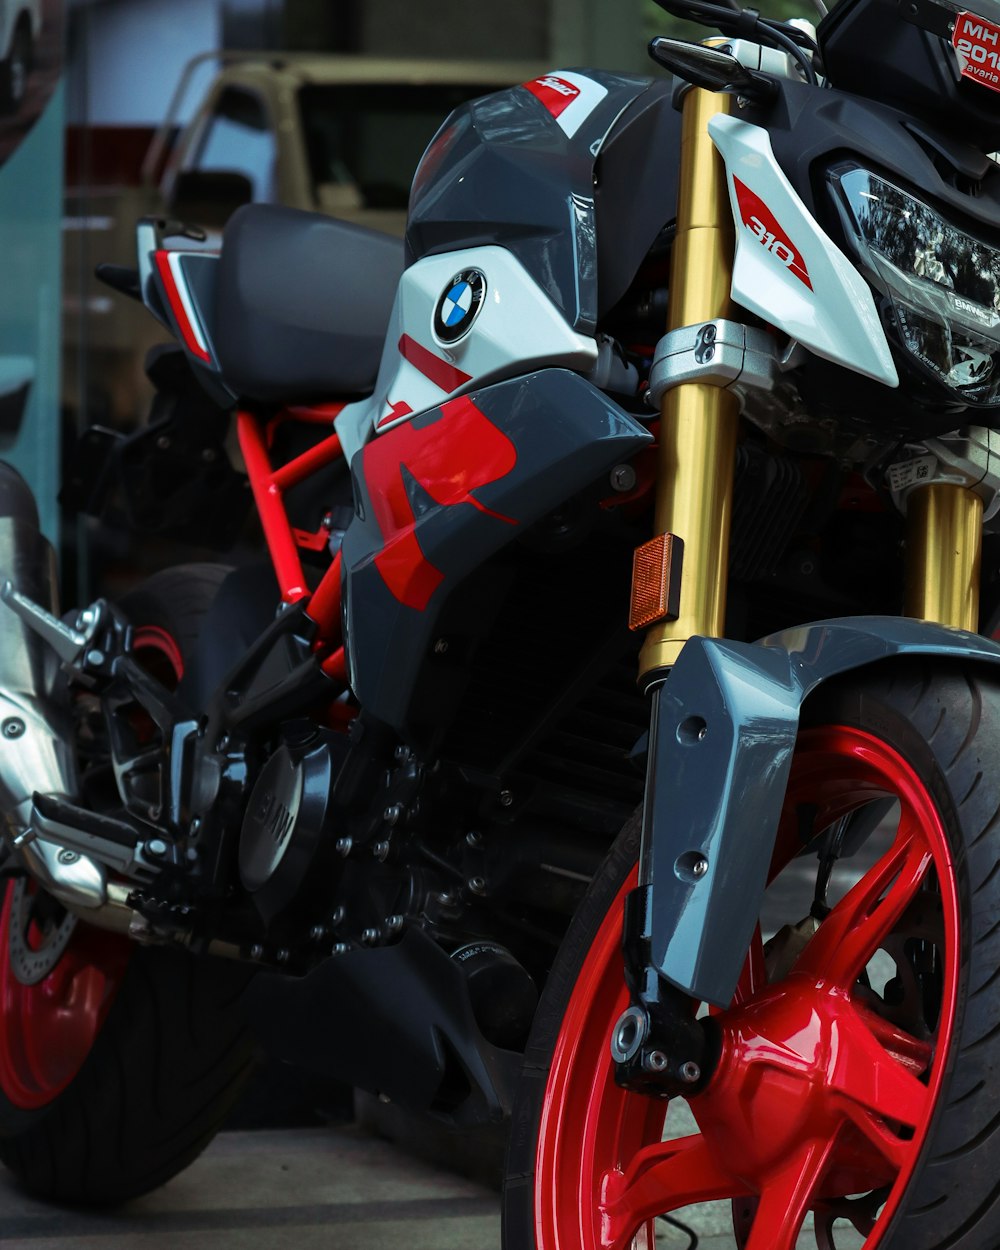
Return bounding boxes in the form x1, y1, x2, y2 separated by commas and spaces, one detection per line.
465, 831, 483, 847
331, 942, 349, 956
331, 905, 346, 926
250, 944, 265, 960
383, 803, 403, 826
1, 718, 24, 739
56, 848, 79, 865
499, 790, 514, 808
679, 1060, 702, 1084
147, 839, 168, 858
156, 435, 172, 451
373, 840, 390, 862
189, 817, 201, 835
362, 927, 380, 945
277, 948, 290, 963
433, 638, 449, 655
437, 892, 455, 907
468, 876, 487, 896
644, 1050, 669, 1073
610, 464, 637, 493
386, 914, 404, 934
335, 837, 353, 857
692, 856, 708, 879
86, 650, 105, 667
75, 607, 97, 631
394, 745, 411, 761
309, 925, 327, 942
217, 734, 230, 752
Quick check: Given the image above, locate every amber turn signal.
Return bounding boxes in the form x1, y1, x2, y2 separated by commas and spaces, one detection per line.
629, 534, 684, 631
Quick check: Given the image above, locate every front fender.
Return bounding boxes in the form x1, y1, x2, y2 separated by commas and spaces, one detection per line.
641, 615, 1000, 1007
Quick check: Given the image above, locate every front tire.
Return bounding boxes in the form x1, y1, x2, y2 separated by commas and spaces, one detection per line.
0, 563, 255, 1204
504, 663, 1000, 1249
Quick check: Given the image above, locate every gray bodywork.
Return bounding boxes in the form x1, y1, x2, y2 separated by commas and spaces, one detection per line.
644, 615, 1000, 1006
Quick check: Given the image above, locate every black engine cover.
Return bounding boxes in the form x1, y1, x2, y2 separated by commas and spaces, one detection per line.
239, 731, 342, 926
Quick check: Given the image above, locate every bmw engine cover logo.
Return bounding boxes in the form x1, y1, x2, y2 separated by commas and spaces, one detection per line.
434, 269, 487, 343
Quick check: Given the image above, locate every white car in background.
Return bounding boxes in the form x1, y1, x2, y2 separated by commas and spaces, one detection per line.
0, 0, 41, 112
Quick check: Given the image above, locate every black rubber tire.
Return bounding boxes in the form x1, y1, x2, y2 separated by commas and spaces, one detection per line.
0, 561, 257, 1205
503, 661, 1000, 1250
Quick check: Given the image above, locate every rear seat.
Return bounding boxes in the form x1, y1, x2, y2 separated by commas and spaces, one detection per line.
213, 204, 404, 403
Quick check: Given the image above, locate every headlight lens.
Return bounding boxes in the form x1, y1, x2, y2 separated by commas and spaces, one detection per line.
829, 164, 1000, 405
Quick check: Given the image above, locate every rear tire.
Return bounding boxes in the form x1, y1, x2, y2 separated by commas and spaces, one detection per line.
0, 562, 256, 1204
504, 662, 1000, 1249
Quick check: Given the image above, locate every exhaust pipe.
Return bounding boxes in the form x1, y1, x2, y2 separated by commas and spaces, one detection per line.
0, 464, 106, 909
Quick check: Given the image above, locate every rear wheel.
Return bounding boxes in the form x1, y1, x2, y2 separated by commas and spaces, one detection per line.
504, 663, 1000, 1249
0, 563, 256, 1204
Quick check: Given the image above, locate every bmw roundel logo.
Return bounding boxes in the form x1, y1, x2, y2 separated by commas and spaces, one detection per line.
433, 269, 487, 343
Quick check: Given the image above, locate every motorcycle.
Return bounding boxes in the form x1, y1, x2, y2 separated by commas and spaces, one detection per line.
2, 0, 1000, 1244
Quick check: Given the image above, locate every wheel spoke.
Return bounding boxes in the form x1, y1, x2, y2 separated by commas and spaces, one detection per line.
600, 1134, 747, 1250
827, 1000, 930, 1171
794, 825, 933, 989
743, 1137, 838, 1250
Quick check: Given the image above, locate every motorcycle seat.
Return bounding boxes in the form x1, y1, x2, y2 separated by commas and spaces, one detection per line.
212, 203, 404, 404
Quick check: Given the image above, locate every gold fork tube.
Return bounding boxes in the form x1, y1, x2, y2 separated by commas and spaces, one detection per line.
638, 89, 738, 682
904, 482, 982, 631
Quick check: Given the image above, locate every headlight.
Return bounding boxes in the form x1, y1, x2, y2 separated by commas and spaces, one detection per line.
829, 164, 1000, 406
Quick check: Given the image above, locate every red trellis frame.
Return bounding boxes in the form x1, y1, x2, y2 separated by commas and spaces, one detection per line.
236, 403, 349, 687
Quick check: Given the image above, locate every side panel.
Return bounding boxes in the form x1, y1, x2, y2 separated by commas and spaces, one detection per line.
341, 368, 652, 736
642, 616, 1000, 1006
333, 245, 599, 461
708, 113, 897, 388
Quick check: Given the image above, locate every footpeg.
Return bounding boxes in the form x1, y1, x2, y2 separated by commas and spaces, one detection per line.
30, 793, 154, 879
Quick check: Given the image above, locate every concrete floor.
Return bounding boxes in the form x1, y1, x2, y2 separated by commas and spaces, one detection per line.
0, 1126, 500, 1250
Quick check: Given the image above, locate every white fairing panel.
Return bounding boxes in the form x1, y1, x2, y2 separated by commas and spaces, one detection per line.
708, 113, 898, 388
334, 246, 598, 462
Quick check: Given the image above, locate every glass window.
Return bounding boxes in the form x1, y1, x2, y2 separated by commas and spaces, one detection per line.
298, 83, 491, 209
191, 86, 276, 201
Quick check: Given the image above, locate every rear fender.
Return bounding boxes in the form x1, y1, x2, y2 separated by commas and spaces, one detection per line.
640, 615, 1000, 1006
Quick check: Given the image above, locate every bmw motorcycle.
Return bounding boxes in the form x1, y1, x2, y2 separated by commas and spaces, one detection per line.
3, 0, 1000, 1245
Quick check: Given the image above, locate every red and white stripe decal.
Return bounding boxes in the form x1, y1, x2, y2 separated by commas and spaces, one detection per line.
733, 178, 813, 291
522, 71, 608, 138
398, 334, 473, 393
153, 250, 212, 363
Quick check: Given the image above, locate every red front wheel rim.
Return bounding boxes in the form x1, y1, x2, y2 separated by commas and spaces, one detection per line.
536, 724, 961, 1250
